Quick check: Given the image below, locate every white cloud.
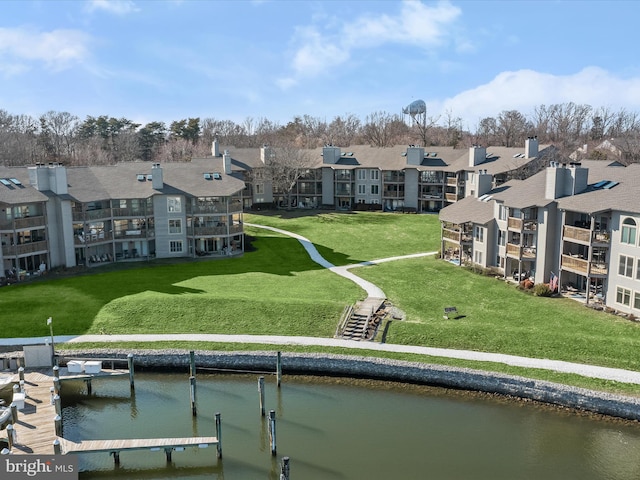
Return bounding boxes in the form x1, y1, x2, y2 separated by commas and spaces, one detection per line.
0, 27, 91, 73
280, 0, 462, 87
86, 0, 140, 15
437, 67, 640, 128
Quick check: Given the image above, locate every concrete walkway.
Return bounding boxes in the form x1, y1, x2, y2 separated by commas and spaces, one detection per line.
2, 223, 639, 386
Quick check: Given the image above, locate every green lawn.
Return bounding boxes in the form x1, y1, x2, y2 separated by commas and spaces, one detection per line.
2, 210, 640, 394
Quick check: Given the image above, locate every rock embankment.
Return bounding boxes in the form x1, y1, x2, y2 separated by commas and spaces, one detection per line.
47, 349, 640, 422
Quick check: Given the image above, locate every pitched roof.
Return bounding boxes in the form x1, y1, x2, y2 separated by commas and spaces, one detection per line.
66, 159, 245, 203
556, 161, 640, 215
0, 167, 49, 205
438, 194, 496, 225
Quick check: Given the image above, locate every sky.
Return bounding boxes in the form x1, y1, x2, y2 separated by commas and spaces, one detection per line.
2, 0, 640, 131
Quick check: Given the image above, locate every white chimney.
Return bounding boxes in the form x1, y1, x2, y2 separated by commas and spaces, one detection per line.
468, 145, 486, 167
260, 145, 273, 164
211, 138, 220, 157
151, 163, 163, 189
223, 150, 232, 174
525, 136, 539, 158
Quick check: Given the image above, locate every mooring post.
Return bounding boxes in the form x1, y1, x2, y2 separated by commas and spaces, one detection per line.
112, 451, 120, 465
9, 403, 17, 424
53, 365, 59, 380
189, 350, 196, 377
268, 410, 277, 456
280, 456, 290, 480
215, 412, 222, 459
258, 376, 266, 416
190, 376, 197, 416
18, 366, 24, 382
53, 439, 61, 455
127, 353, 135, 391
276, 352, 282, 388
50, 386, 55, 405
165, 447, 172, 463
54, 414, 62, 437
53, 394, 61, 416
86, 378, 93, 396
53, 378, 61, 396
6, 424, 14, 450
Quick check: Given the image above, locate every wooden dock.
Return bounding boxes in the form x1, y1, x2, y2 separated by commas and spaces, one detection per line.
4, 367, 222, 463
5, 369, 129, 454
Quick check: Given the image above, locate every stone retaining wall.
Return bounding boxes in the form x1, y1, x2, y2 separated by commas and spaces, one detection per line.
53, 349, 640, 422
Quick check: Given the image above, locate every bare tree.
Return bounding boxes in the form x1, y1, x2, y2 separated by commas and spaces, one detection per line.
326, 114, 361, 146
363, 111, 404, 147
497, 110, 530, 147
474, 116, 499, 146
411, 110, 440, 146
38, 111, 79, 162
264, 145, 313, 208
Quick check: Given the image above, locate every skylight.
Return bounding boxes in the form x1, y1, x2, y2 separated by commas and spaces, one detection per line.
0, 179, 11, 187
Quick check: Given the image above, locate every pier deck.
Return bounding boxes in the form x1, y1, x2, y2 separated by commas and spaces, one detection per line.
58, 436, 219, 454
5, 368, 129, 455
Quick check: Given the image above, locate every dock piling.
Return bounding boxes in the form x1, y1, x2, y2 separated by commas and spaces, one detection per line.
189, 376, 197, 416
53, 439, 61, 455
276, 352, 282, 388
258, 376, 265, 416
18, 366, 24, 382
53, 378, 60, 396
215, 412, 222, 459
189, 350, 196, 377
10, 403, 17, 424
127, 353, 135, 391
54, 414, 62, 437
86, 378, 92, 395
165, 447, 172, 463
280, 456, 290, 480
268, 410, 277, 456
53, 394, 61, 416
6, 424, 15, 450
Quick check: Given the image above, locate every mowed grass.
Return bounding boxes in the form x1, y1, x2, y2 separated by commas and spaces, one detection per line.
0, 229, 363, 339
356, 256, 640, 372
245, 211, 441, 265
3, 209, 640, 390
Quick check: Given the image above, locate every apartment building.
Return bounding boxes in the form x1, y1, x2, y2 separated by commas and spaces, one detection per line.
212, 137, 549, 213
439, 159, 640, 315
0, 157, 245, 279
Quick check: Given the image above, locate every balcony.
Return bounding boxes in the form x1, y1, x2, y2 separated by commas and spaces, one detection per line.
113, 229, 153, 240
2, 240, 48, 256
446, 177, 458, 186
445, 193, 458, 202
507, 217, 522, 230
563, 225, 612, 245
111, 207, 147, 218
192, 226, 227, 236
506, 243, 536, 259
76, 231, 115, 245
14, 216, 46, 229
561, 254, 608, 276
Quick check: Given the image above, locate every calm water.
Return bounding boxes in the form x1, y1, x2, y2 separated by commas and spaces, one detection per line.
57, 372, 640, 480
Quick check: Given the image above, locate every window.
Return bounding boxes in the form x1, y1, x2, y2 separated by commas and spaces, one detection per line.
167, 197, 182, 213
370, 169, 379, 180
621, 218, 637, 245
635, 292, 640, 310
498, 229, 506, 246
371, 184, 379, 195
498, 205, 507, 221
255, 184, 264, 194
170, 240, 183, 253
169, 219, 182, 234
474, 251, 483, 264
618, 254, 634, 277
358, 184, 366, 195
616, 286, 631, 306
474, 226, 484, 242
357, 170, 366, 180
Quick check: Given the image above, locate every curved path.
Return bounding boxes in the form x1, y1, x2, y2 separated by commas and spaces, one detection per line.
2, 224, 638, 386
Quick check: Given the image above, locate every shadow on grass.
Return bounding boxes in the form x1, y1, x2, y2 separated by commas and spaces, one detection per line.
0, 232, 363, 337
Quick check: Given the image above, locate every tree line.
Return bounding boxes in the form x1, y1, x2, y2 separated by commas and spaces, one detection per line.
1, 102, 639, 166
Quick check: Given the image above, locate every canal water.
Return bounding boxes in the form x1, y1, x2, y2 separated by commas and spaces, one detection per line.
59, 372, 640, 480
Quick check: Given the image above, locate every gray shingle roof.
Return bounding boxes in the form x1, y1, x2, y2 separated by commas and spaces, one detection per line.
438, 195, 495, 225
0, 167, 49, 205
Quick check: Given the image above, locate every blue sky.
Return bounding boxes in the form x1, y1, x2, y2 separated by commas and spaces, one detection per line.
2, 0, 640, 131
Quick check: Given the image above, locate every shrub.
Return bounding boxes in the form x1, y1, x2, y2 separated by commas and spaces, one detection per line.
533, 283, 553, 297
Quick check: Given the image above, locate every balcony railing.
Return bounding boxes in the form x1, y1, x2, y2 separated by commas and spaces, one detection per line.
445, 193, 458, 202
76, 231, 115, 245
446, 177, 458, 186
191, 226, 227, 236
506, 243, 521, 258
563, 225, 611, 245
14, 216, 46, 229
111, 207, 148, 218
113, 229, 153, 240
442, 229, 461, 243
508, 217, 522, 230
561, 254, 608, 276
2, 240, 48, 256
